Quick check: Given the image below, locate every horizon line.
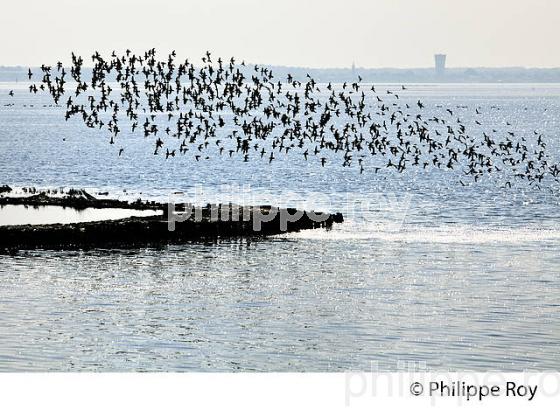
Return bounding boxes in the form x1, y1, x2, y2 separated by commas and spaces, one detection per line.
1, 64, 560, 71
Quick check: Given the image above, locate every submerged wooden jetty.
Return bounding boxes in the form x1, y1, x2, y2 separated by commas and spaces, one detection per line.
0, 189, 343, 251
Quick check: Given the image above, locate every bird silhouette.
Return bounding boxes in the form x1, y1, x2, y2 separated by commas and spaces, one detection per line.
20, 48, 560, 190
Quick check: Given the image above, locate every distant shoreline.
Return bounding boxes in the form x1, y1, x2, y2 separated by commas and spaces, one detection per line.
2, 65, 560, 83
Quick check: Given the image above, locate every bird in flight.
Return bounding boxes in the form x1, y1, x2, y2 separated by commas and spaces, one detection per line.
20, 48, 559, 190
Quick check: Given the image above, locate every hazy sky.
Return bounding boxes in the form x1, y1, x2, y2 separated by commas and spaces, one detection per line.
1, 0, 559, 68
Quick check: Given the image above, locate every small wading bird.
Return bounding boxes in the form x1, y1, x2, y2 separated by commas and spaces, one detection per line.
19, 49, 560, 189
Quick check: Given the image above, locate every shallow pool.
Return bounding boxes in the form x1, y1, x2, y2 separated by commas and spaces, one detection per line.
0, 204, 162, 226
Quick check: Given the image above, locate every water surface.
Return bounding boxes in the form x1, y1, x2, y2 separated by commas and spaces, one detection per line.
0, 204, 162, 226
1, 83, 559, 371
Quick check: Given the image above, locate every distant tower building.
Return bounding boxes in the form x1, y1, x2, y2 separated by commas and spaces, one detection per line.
434, 54, 446, 77
351, 61, 356, 77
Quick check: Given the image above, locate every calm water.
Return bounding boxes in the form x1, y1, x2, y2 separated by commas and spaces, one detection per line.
0, 205, 162, 226
1, 82, 559, 371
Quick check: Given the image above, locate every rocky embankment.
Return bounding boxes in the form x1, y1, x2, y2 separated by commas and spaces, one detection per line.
0, 186, 343, 251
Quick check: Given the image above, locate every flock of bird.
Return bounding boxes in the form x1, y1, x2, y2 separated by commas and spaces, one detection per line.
7, 49, 560, 188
